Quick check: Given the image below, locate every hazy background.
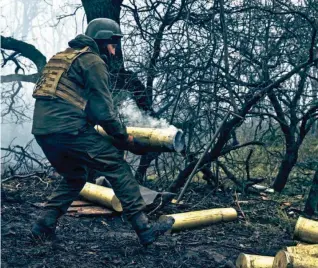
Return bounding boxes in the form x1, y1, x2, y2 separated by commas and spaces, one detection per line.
1, 0, 86, 150
1, 0, 317, 192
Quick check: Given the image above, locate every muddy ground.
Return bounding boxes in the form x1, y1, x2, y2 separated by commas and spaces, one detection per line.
1, 176, 305, 268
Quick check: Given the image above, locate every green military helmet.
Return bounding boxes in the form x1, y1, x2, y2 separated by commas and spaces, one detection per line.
85, 18, 123, 44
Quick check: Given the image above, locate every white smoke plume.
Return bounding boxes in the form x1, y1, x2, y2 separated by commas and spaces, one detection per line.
119, 99, 177, 131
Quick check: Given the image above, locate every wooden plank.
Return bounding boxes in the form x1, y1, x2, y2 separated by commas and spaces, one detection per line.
31, 200, 93, 208
70, 200, 93, 207
66, 205, 114, 217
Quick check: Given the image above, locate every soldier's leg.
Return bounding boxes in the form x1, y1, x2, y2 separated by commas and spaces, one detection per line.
77, 129, 174, 245
92, 150, 146, 219
31, 135, 88, 239
45, 173, 88, 213
31, 174, 87, 240
32, 128, 174, 244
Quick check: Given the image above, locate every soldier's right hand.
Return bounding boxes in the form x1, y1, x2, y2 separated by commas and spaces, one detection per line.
126, 135, 148, 155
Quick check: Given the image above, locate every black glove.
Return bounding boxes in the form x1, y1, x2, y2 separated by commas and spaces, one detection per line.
126, 135, 149, 155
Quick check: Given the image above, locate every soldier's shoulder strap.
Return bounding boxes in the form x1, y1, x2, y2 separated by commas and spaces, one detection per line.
51, 46, 92, 67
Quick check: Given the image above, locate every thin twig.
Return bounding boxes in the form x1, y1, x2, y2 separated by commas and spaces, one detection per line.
234, 190, 247, 223
1, 172, 46, 183
147, 196, 163, 216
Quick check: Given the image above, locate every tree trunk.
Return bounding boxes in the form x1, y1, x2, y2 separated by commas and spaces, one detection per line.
304, 170, 318, 216
169, 161, 196, 193
272, 147, 298, 192
81, 0, 157, 183
81, 0, 122, 23
134, 152, 159, 184
81, 0, 153, 112
169, 118, 238, 193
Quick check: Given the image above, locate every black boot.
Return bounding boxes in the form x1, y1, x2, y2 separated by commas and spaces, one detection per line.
130, 211, 175, 246
30, 208, 61, 240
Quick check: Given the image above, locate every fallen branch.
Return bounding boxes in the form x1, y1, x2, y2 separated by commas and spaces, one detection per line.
1, 171, 46, 183
234, 191, 247, 223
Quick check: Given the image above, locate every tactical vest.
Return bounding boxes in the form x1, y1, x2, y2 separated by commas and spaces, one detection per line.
33, 46, 92, 110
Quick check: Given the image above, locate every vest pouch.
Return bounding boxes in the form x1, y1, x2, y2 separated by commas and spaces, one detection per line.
33, 46, 90, 110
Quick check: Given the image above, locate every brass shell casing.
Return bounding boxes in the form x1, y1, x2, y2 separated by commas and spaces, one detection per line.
272, 250, 318, 268
95, 125, 185, 152
294, 217, 318, 244
285, 244, 318, 256
159, 208, 237, 231
235, 253, 274, 268
79, 183, 123, 212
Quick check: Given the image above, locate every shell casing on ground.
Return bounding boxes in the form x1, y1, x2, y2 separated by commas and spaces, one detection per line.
79, 183, 123, 212
159, 208, 237, 231
294, 216, 318, 244
235, 253, 274, 268
272, 250, 318, 268
285, 244, 318, 257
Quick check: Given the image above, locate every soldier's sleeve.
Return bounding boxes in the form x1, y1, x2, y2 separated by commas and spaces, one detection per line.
83, 58, 128, 140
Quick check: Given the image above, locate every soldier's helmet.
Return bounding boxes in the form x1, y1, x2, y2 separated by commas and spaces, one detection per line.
85, 18, 123, 44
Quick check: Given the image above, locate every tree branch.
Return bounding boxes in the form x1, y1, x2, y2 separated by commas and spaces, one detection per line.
1, 35, 46, 72
1, 73, 39, 83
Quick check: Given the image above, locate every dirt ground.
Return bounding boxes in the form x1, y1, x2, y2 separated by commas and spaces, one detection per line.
1, 176, 303, 268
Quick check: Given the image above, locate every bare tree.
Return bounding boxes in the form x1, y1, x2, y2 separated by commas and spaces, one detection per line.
1, 0, 317, 195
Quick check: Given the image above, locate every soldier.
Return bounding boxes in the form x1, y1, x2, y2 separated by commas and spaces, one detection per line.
30, 18, 174, 246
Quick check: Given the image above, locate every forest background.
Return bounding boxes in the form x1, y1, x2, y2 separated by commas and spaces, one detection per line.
1, 0, 318, 207
1, 1, 318, 267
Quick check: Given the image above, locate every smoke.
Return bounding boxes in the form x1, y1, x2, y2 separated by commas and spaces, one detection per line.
119, 99, 177, 131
